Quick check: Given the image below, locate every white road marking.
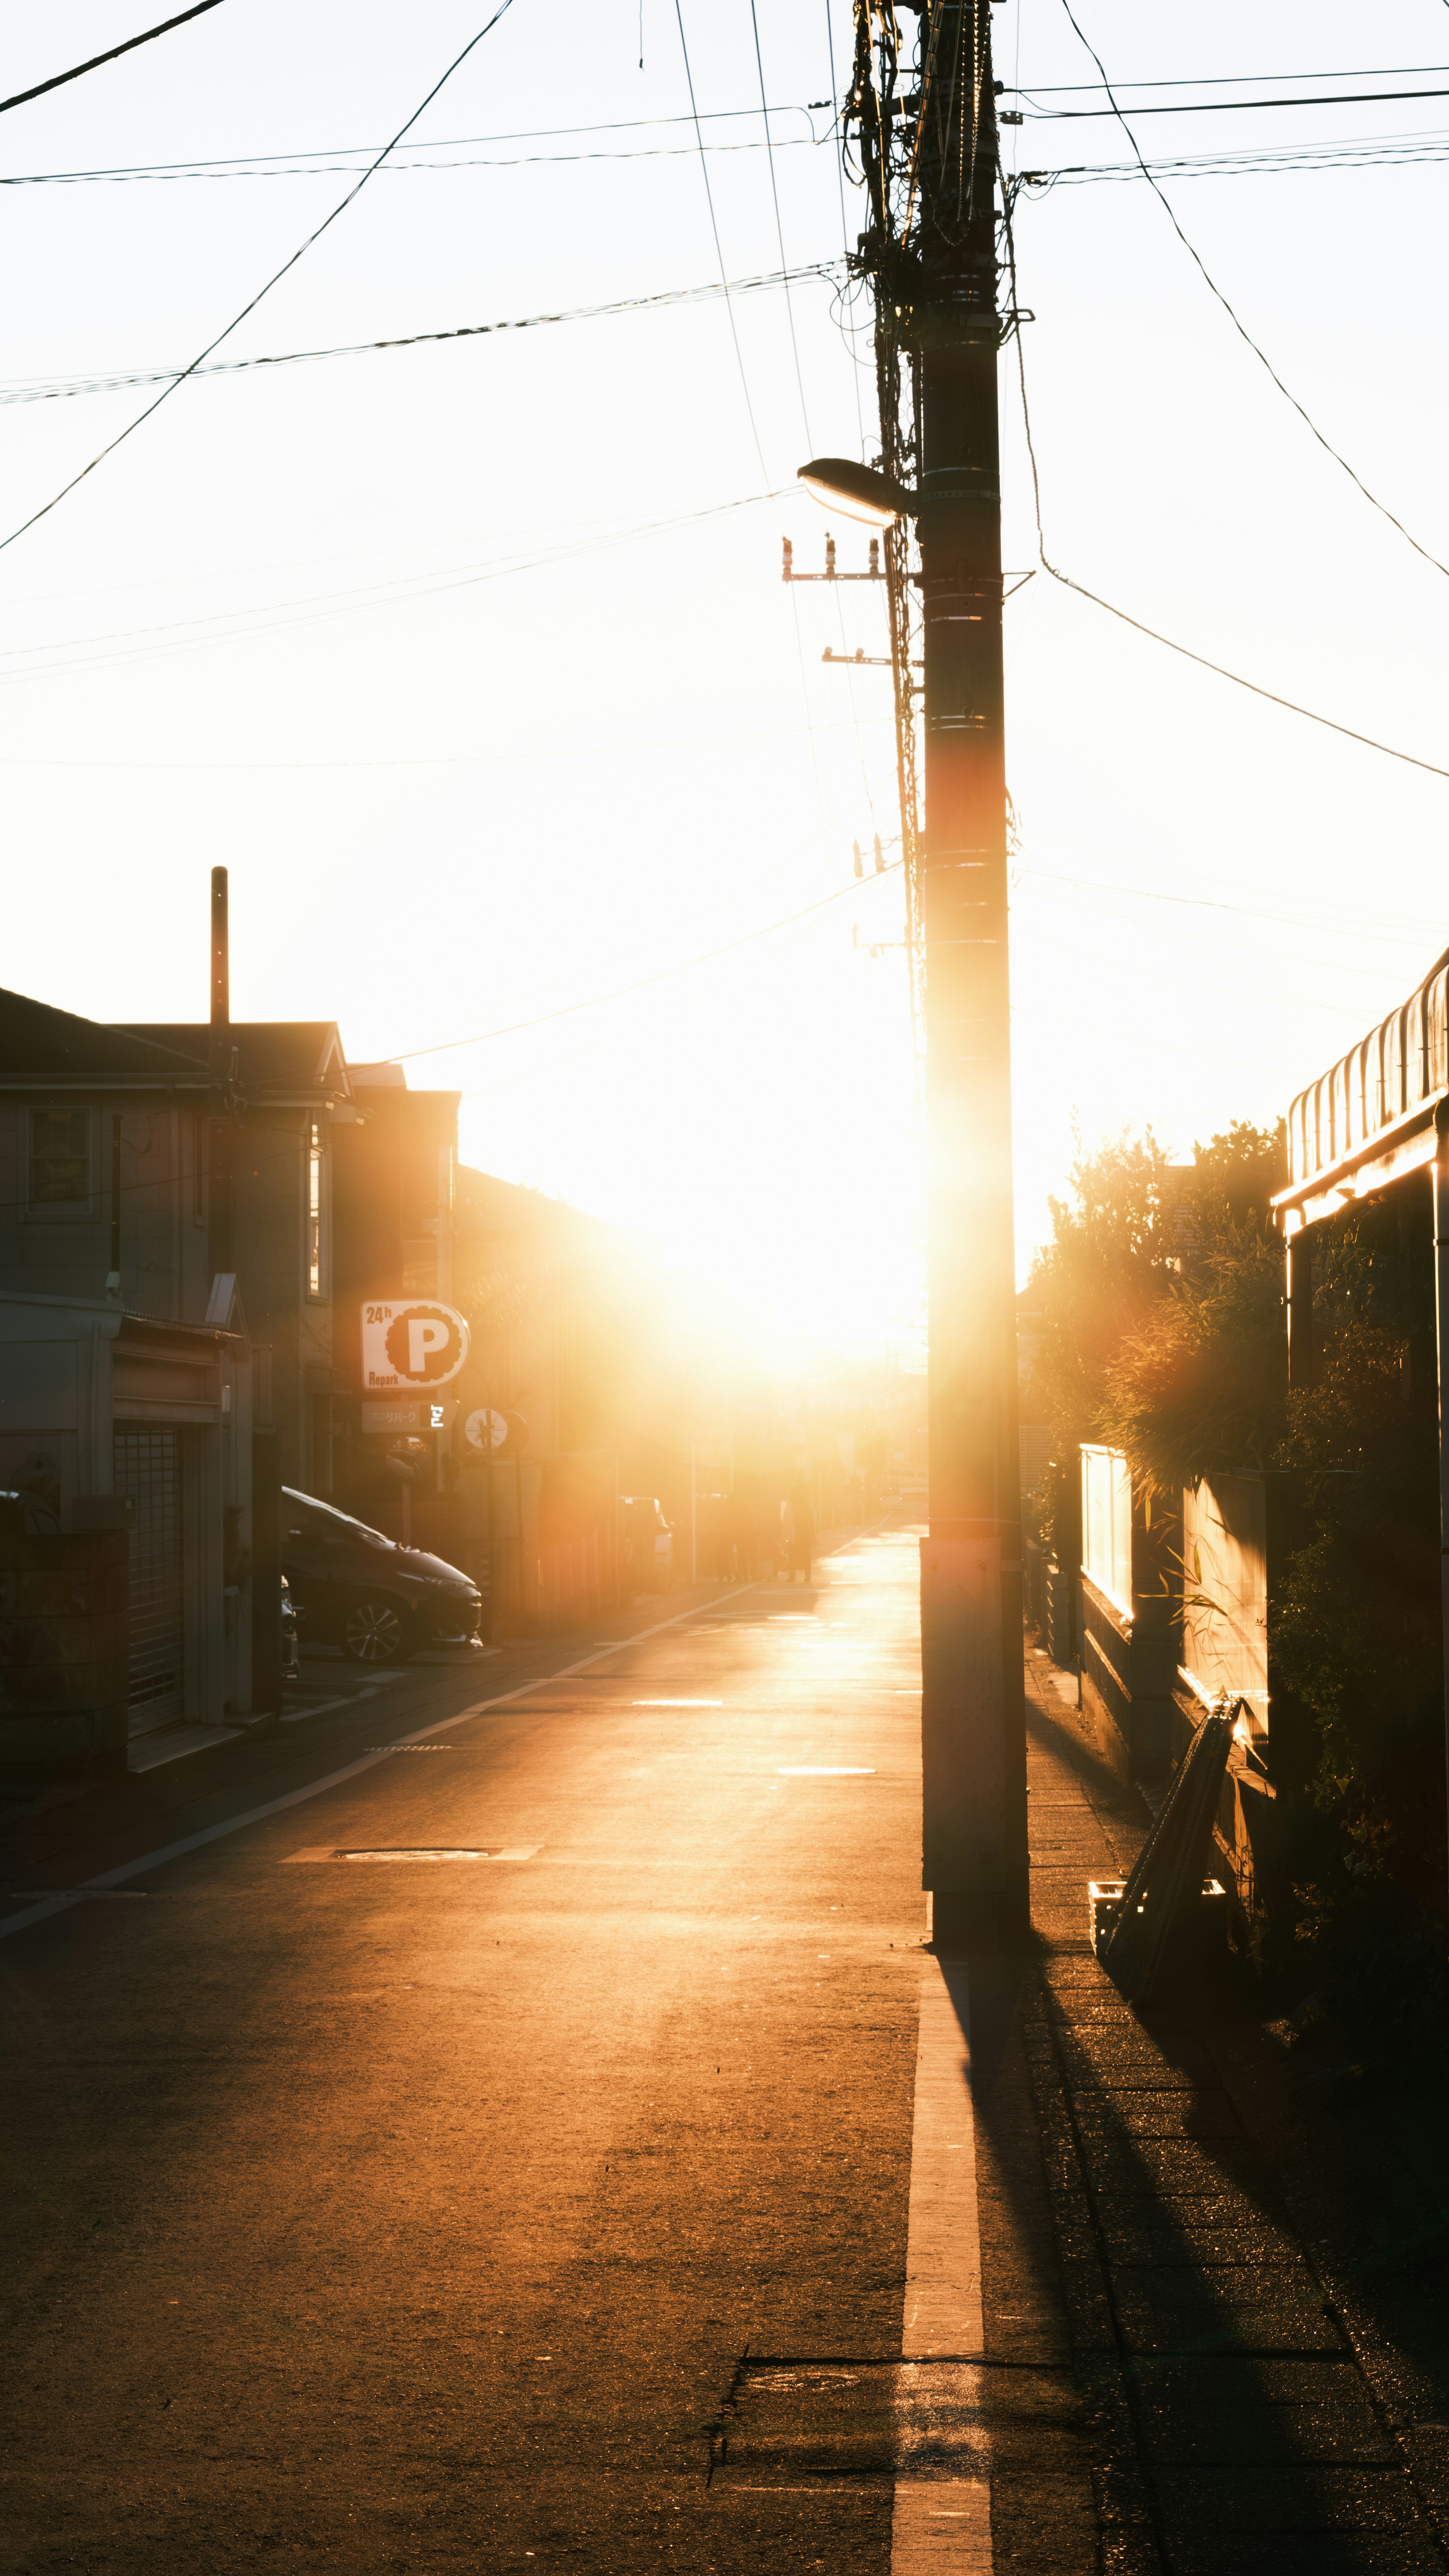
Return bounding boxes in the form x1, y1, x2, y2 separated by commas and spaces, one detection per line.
632, 1699, 723, 1707
778, 1766, 876, 1776
283, 1845, 541, 1864
892, 2484, 992, 2570
894, 1956, 990, 2572
0, 1585, 762, 1943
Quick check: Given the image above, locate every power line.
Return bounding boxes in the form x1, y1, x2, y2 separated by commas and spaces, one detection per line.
1000, 192, 1449, 785
673, 1, 772, 490
0, 266, 840, 409
1004, 62, 1449, 94
0, 1, 225, 118
1054, 0, 1449, 586
0, 3, 520, 563
749, 0, 814, 451
1021, 129, 1449, 186
1020, 83, 1449, 118
0, 132, 831, 189
823, 0, 867, 457
0, 490, 788, 688
671, 2, 831, 845
0, 103, 834, 185
391, 861, 903, 1062
1018, 865, 1446, 948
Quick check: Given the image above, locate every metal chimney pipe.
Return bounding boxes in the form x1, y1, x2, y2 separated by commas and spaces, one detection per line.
207, 866, 234, 1277
209, 865, 229, 1086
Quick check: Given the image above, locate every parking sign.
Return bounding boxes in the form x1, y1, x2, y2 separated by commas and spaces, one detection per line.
360, 1300, 470, 1390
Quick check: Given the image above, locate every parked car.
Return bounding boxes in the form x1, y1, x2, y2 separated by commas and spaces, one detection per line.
281, 1488, 481, 1663
620, 1495, 674, 1594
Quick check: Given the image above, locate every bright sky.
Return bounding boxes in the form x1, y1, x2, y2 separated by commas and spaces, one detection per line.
1, 3, 1446, 1365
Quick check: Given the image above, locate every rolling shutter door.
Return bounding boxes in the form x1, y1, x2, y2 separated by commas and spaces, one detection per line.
113, 1428, 186, 1735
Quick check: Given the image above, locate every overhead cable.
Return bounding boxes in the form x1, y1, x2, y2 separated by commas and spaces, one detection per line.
1055, 0, 1449, 585
672, 1, 772, 491
1001, 196, 1449, 784
0, 104, 832, 185
0, 1, 519, 562
1019, 83, 1449, 118
1004, 62, 1449, 94
749, 0, 814, 450
0, 490, 788, 688
0, 1, 225, 118
391, 861, 904, 1062
0, 266, 840, 408
1022, 130, 1449, 186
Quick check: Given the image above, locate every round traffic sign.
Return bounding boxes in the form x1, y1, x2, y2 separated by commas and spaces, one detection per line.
463, 1406, 509, 1454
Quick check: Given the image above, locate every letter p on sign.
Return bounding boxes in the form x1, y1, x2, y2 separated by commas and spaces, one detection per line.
409, 1316, 450, 1373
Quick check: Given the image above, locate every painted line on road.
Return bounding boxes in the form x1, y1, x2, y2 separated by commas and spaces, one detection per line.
283, 1845, 541, 1864
632, 1698, 723, 1707
778, 1766, 876, 1776
0, 1585, 764, 1943
894, 1955, 991, 2571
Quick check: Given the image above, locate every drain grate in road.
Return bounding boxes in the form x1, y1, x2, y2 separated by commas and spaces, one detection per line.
283, 1845, 541, 1864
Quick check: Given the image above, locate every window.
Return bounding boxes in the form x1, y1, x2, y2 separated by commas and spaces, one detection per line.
306, 1121, 325, 1298
29, 1106, 89, 1206
1081, 1446, 1133, 1615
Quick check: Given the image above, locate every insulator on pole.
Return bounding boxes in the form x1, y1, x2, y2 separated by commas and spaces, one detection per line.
853, 840, 864, 879
781, 536, 793, 582
825, 534, 837, 579
869, 537, 881, 578
873, 835, 884, 873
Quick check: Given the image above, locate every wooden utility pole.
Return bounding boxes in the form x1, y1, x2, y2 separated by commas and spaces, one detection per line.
844, 1, 1029, 1945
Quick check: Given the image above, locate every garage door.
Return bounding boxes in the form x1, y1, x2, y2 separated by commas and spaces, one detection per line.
113, 1428, 186, 1736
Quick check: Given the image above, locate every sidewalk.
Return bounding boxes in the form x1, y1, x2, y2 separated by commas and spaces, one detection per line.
1017, 1649, 1449, 2573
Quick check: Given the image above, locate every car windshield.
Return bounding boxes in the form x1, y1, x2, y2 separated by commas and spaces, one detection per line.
282, 1489, 394, 1551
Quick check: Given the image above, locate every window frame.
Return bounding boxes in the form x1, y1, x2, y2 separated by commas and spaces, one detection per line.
28, 1104, 94, 1216
305, 1118, 327, 1301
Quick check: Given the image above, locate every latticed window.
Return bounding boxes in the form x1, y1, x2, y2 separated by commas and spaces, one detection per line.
29, 1107, 89, 1205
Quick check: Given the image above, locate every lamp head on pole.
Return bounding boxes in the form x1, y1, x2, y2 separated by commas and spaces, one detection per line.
797, 455, 914, 526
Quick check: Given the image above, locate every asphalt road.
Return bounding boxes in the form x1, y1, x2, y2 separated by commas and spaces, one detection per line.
1, 1530, 932, 2573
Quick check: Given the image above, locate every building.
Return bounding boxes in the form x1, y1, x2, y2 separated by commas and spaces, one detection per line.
0, 1287, 252, 1766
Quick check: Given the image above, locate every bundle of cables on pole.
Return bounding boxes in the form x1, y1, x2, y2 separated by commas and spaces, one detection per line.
1097, 1696, 1242, 2006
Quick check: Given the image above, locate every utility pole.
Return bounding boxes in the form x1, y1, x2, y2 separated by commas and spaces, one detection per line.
207, 864, 234, 1283
811, 2, 1028, 1946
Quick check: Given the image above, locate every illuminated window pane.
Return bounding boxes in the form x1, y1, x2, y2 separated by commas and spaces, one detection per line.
307, 1122, 324, 1297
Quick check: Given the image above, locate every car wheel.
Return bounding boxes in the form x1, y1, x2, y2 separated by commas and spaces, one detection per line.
342, 1600, 412, 1663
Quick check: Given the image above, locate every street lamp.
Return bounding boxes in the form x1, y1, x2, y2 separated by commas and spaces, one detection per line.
797, 456, 914, 526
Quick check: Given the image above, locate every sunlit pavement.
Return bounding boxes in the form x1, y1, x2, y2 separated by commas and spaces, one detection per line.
9, 1535, 1445, 2571
0, 1528, 939, 2571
